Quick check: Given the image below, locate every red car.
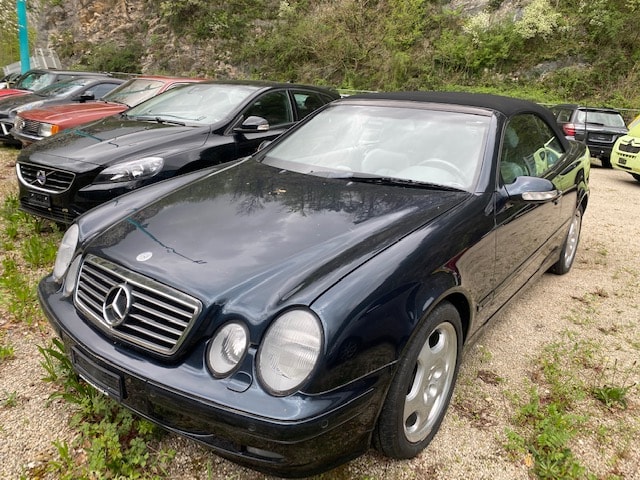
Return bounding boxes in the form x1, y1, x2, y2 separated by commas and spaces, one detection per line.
11, 75, 204, 145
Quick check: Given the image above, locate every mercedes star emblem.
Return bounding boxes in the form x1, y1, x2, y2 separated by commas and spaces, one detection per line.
102, 284, 132, 327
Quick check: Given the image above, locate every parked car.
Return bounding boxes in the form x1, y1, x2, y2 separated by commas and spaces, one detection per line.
11, 75, 204, 145
0, 77, 124, 145
16, 80, 339, 224
0, 72, 21, 89
611, 122, 640, 182
550, 104, 628, 167
628, 114, 640, 130
0, 68, 112, 99
39, 92, 590, 477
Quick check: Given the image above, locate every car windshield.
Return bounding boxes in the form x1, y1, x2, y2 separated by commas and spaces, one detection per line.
124, 83, 260, 125
261, 103, 490, 191
15, 71, 57, 91
34, 78, 93, 97
577, 110, 626, 127
102, 79, 169, 106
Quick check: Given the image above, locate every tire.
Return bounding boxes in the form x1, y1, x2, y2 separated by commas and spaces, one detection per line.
601, 157, 612, 168
374, 301, 462, 459
550, 205, 583, 275
631, 173, 640, 183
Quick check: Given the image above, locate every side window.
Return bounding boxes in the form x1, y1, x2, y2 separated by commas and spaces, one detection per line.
555, 109, 572, 123
245, 91, 293, 127
292, 91, 327, 119
89, 82, 120, 99
500, 114, 566, 184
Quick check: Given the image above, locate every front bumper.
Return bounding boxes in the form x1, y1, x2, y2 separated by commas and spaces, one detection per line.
611, 151, 640, 175
38, 276, 391, 477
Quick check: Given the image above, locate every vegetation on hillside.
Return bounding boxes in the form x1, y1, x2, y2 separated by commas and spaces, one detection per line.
1, 0, 639, 112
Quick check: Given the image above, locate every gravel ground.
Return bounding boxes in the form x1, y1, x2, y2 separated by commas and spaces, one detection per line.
1, 147, 639, 480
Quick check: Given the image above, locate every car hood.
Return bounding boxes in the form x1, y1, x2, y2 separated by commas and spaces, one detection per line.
23, 117, 206, 169
0, 88, 29, 98
85, 158, 468, 319
18, 101, 127, 124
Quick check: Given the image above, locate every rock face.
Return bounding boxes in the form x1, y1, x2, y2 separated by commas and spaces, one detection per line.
32, 0, 230, 77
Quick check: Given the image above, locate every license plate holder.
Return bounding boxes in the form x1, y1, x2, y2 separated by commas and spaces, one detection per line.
619, 157, 627, 165
26, 190, 51, 208
71, 347, 123, 400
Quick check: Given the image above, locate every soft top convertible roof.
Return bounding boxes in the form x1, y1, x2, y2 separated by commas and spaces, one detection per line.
344, 90, 569, 149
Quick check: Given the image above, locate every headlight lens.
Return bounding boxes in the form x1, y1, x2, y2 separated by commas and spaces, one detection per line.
94, 156, 164, 183
257, 309, 323, 396
39, 123, 59, 137
207, 322, 249, 377
52, 224, 79, 283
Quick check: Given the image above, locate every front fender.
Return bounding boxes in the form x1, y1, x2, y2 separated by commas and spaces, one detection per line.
306, 229, 470, 394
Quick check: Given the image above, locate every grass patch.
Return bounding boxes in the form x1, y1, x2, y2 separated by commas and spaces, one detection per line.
35, 338, 176, 479
505, 332, 639, 479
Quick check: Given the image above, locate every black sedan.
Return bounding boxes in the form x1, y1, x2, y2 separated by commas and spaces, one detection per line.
0, 76, 124, 144
16, 80, 339, 224
39, 92, 590, 477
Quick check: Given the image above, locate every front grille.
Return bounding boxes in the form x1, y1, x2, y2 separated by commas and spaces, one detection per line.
17, 162, 74, 193
619, 142, 640, 154
75, 254, 202, 356
17, 118, 42, 136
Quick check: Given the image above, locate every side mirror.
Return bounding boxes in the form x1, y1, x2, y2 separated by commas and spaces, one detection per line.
234, 115, 269, 133
504, 176, 560, 203
78, 91, 95, 103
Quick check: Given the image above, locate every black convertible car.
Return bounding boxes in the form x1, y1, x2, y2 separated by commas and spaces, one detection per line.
39, 92, 590, 477
16, 80, 339, 224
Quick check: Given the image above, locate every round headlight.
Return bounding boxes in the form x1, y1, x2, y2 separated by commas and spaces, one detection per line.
52, 224, 79, 283
207, 322, 249, 378
257, 309, 323, 396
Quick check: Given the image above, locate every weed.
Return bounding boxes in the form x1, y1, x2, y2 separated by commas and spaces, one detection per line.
0, 342, 15, 363
21, 234, 59, 267
0, 258, 39, 323
1, 390, 18, 408
38, 338, 176, 479
508, 386, 589, 479
591, 360, 637, 410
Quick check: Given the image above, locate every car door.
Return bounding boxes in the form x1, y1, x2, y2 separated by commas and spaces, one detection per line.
491, 113, 566, 310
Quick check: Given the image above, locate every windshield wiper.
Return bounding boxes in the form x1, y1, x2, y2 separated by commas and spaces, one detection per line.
341, 174, 463, 191
127, 115, 186, 126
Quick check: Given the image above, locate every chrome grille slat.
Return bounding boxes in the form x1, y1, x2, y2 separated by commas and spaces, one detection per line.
74, 254, 202, 356
132, 302, 190, 329
75, 289, 104, 313
125, 314, 183, 338
17, 162, 75, 193
22, 119, 42, 135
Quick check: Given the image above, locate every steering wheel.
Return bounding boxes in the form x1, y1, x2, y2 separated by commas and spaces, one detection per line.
418, 158, 465, 179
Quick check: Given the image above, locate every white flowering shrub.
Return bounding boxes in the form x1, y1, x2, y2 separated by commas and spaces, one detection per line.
514, 0, 561, 40
463, 11, 493, 45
